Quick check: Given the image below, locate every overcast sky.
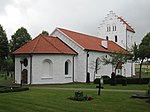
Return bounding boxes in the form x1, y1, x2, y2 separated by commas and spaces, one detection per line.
0, 0, 150, 44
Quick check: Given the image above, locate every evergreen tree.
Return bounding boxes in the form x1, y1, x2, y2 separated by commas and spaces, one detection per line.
0, 24, 9, 71
10, 27, 32, 52
41, 30, 49, 36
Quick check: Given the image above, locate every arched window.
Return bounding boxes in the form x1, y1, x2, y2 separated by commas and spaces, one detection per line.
95, 58, 101, 74
43, 59, 53, 77
65, 60, 71, 75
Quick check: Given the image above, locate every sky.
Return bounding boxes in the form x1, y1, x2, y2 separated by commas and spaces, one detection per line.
0, 0, 150, 44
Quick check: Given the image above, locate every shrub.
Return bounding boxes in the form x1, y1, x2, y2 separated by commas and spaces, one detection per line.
101, 75, 110, 79
68, 91, 93, 101
116, 75, 125, 78
0, 86, 29, 93
126, 78, 150, 84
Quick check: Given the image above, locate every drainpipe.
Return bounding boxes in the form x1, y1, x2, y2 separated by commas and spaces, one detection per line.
126, 30, 128, 50
86, 50, 89, 83
29, 54, 32, 85
72, 55, 75, 82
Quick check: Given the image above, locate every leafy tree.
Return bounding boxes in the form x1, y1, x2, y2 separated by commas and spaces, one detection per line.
41, 30, 49, 36
138, 32, 150, 82
0, 24, 9, 71
101, 51, 130, 75
130, 42, 139, 61
10, 27, 32, 53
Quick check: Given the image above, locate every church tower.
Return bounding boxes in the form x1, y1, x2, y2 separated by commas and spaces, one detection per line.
98, 11, 135, 50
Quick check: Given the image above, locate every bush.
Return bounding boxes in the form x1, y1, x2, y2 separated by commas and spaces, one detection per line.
0, 86, 29, 93
101, 75, 110, 79
68, 91, 93, 101
94, 78, 100, 84
116, 75, 125, 78
126, 78, 150, 84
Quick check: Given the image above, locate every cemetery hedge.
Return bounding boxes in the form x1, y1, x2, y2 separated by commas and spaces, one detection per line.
94, 77, 150, 84
0, 86, 29, 93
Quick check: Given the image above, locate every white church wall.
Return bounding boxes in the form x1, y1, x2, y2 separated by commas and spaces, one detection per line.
31, 54, 74, 84
88, 51, 113, 81
74, 51, 87, 82
51, 29, 87, 83
126, 30, 134, 50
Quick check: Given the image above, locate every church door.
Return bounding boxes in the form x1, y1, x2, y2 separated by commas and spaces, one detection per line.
21, 69, 28, 84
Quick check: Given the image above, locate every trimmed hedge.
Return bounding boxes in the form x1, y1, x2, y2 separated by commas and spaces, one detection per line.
94, 78, 150, 84
0, 86, 29, 93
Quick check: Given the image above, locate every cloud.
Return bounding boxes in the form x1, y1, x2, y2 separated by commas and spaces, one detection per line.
0, 0, 150, 44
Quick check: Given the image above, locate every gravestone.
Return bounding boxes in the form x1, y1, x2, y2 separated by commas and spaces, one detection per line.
110, 72, 116, 86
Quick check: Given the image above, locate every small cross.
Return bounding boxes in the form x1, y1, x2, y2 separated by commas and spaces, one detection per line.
96, 79, 103, 95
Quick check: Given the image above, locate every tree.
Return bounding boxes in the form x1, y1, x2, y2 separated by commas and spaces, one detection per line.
130, 42, 139, 61
89, 58, 101, 80
0, 24, 9, 71
101, 51, 130, 75
41, 30, 49, 36
138, 32, 150, 82
10, 27, 32, 53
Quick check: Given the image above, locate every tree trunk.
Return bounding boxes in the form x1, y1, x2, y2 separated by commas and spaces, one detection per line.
114, 62, 119, 75
139, 59, 144, 84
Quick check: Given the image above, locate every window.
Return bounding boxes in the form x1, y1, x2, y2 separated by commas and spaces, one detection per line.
115, 26, 116, 31
106, 36, 109, 40
109, 26, 111, 32
115, 35, 118, 42
23, 58, 28, 67
65, 61, 69, 75
112, 24, 116, 31
65, 60, 71, 75
107, 25, 111, 32
95, 58, 100, 74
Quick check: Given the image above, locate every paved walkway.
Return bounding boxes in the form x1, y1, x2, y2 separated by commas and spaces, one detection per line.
30, 87, 145, 93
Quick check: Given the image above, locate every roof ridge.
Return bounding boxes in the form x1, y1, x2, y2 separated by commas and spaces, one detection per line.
30, 35, 41, 53
58, 27, 99, 39
42, 35, 63, 53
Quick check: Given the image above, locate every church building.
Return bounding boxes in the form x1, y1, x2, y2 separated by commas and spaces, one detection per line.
13, 11, 135, 84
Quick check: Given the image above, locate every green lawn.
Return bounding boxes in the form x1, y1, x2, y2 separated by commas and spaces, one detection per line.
0, 75, 13, 82
0, 88, 149, 112
28, 83, 149, 90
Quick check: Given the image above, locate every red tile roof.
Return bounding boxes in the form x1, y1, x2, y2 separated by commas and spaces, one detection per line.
12, 34, 77, 55
118, 17, 135, 33
58, 28, 128, 53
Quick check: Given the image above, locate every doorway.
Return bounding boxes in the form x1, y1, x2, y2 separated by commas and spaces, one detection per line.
21, 69, 28, 84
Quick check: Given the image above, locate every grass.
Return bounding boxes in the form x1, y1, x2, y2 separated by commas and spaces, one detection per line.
0, 88, 149, 112
28, 83, 149, 90
0, 75, 13, 82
